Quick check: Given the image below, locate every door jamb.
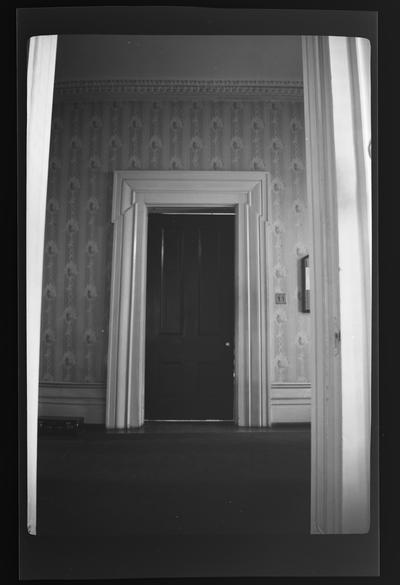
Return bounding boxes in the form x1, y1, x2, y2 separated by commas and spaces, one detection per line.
302, 35, 343, 534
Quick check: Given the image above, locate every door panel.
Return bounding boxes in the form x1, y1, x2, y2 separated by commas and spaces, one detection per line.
160, 226, 184, 334
198, 226, 221, 335
145, 213, 234, 420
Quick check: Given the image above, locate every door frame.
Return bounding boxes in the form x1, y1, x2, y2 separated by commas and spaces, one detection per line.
302, 36, 372, 534
302, 36, 342, 534
105, 171, 272, 429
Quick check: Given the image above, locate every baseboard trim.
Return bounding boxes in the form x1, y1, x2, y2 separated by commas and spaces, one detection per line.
270, 382, 311, 424
39, 382, 106, 424
38, 381, 311, 425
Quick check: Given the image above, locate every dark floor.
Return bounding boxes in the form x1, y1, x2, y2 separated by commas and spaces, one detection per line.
19, 422, 379, 579
36, 422, 311, 536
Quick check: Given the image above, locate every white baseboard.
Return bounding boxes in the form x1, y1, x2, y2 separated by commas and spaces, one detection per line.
38, 381, 311, 426
270, 383, 311, 424
39, 382, 106, 424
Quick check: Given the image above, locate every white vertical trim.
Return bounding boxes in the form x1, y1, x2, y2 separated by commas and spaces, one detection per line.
106, 204, 122, 427
303, 35, 372, 534
329, 36, 371, 534
348, 37, 372, 392
355, 38, 372, 278
26, 35, 58, 536
245, 202, 252, 425
302, 36, 342, 534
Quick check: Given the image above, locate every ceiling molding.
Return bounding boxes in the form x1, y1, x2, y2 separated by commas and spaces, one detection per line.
53, 78, 304, 101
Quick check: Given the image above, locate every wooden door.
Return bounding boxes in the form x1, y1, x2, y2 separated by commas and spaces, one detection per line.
145, 213, 234, 420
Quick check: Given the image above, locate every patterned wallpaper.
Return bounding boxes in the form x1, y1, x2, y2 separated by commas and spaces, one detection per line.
39, 96, 310, 384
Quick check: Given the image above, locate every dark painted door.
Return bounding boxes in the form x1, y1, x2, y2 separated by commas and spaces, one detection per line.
145, 213, 234, 420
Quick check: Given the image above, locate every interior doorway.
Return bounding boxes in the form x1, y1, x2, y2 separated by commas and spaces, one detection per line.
105, 171, 271, 429
145, 212, 235, 421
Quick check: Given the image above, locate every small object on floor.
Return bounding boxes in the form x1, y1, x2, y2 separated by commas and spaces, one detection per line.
38, 416, 84, 435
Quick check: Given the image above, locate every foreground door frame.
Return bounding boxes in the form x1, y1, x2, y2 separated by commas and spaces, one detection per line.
303, 36, 372, 534
106, 171, 271, 429
302, 35, 343, 535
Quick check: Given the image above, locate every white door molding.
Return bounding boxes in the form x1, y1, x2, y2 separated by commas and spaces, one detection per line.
106, 171, 272, 429
328, 36, 372, 534
26, 35, 58, 536
302, 36, 343, 534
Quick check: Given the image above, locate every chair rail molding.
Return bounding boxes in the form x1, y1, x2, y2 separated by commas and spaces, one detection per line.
106, 170, 272, 430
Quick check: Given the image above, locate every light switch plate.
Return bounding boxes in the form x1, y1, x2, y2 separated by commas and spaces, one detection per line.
275, 293, 287, 304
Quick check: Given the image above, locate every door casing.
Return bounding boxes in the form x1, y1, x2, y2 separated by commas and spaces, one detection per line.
106, 171, 272, 429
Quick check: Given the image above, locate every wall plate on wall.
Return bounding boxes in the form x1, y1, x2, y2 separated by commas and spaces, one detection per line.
300, 255, 310, 312
275, 293, 286, 304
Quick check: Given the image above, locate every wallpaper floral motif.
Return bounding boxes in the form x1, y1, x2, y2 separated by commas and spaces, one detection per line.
39, 97, 310, 384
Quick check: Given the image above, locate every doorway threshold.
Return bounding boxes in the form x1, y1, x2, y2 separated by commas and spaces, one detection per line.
141, 421, 235, 434
119, 421, 276, 434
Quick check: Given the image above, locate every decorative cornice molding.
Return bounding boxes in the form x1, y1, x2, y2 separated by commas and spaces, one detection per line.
54, 78, 304, 101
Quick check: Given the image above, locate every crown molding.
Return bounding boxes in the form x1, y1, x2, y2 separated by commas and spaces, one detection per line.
53, 78, 304, 102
